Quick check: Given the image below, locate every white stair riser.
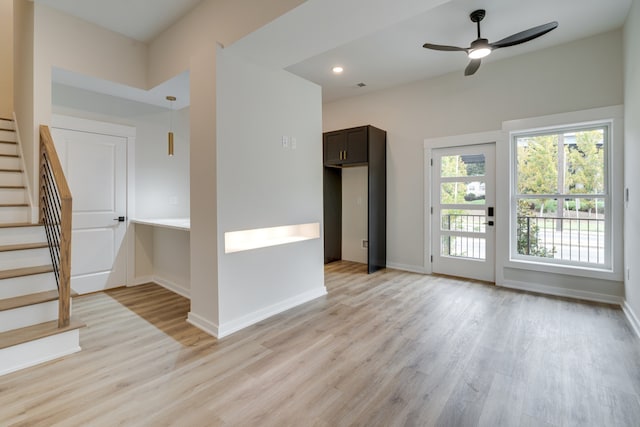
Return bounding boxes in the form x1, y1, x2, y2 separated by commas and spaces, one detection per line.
0, 188, 27, 204
0, 130, 16, 142
0, 172, 24, 187
0, 299, 61, 333
0, 272, 56, 299
0, 226, 46, 245
0, 143, 17, 156
0, 247, 51, 270
0, 207, 30, 224
0, 156, 20, 170
0, 120, 15, 131
0, 329, 80, 377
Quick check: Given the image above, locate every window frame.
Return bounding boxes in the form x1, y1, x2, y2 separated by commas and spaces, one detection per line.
502, 106, 623, 281
511, 123, 611, 269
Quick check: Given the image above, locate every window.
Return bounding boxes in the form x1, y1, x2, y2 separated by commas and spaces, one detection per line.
512, 124, 609, 268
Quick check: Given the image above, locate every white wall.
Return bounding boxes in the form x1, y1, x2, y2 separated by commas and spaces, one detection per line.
216, 49, 324, 336
1, 0, 13, 118
624, 0, 640, 334
342, 167, 368, 264
325, 30, 624, 297
51, 83, 191, 294
147, 0, 305, 333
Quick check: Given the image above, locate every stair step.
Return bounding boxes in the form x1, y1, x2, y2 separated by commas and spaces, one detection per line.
0, 170, 24, 187
0, 223, 39, 228
0, 131, 16, 143
0, 140, 17, 145
0, 265, 53, 280
0, 315, 84, 351
0, 187, 27, 204
0, 289, 59, 312
0, 242, 48, 252
0, 271, 56, 300
0, 204, 28, 207
0, 169, 22, 173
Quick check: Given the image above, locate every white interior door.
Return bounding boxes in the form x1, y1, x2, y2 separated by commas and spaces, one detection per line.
431, 143, 495, 282
51, 128, 127, 294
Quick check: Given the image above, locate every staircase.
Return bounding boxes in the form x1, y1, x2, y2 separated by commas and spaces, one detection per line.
0, 117, 83, 376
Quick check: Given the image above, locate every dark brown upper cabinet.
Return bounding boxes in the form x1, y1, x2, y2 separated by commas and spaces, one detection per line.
323, 126, 368, 166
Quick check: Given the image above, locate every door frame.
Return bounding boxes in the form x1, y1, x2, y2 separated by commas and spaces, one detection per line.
423, 130, 502, 276
51, 114, 136, 287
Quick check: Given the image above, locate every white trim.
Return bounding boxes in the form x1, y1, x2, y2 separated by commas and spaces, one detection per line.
152, 276, 190, 299
0, 329, 80, 377
386, 262, 427, 274
51, 115, 136, 137
50, 114, 137, 290
502, 105, 624, 282
423, 131, 503, 280
498, 278, 623, 305
128, 275, 154, 287
187, 311, 220, 338
217, 286, 327, 338
11, 113, 38, 223
622, 301, 640, 338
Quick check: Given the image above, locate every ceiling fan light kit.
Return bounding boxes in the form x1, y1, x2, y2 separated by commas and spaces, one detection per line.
422, 9, 558, 76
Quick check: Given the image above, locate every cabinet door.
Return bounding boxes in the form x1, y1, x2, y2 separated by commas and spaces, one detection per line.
324, 132, 345, 165
343, 127, 368, 165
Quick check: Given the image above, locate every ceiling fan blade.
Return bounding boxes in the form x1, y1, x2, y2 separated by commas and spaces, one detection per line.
491, 21, 558, 49
423, 43, 467, 52
465, 59, 481, 76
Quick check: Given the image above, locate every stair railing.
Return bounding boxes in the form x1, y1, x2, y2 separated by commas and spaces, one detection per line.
39, 125, 72, 328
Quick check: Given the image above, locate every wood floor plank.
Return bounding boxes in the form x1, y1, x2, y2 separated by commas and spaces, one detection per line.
1, 261, 639, 426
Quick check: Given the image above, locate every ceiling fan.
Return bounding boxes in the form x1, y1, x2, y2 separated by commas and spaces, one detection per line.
422, 9, 558, 76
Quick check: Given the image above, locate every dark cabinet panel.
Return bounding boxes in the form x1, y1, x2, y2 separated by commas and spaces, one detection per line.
324, 132, 345, 165
323, 126, 368, 166
343, 127, 368, 165
324, 167, 342, 264
323, 125, 386, 274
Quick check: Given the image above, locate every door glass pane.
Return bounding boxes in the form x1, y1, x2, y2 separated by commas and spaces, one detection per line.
441, 154, 485, 177
441, 182, 486, 204
441, 236, 486, 260
441, 209, 486, 233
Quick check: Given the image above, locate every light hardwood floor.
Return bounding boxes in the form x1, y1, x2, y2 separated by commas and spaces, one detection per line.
1, 261, 640, 426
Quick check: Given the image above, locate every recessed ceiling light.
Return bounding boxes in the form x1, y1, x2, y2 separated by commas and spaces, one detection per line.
332, 66, 344, 74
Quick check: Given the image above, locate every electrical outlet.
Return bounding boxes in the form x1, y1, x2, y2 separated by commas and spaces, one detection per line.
282, 136, 289, 149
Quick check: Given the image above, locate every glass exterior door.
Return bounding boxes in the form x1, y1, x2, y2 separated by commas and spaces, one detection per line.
431, 144, 495, 282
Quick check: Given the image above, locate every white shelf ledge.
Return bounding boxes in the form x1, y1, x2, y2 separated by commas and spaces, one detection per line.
131, 218, 190, 231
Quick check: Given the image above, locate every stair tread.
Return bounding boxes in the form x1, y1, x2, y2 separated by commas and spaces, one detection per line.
0, 203, 28, 207
0, 316, 84, 350
0, 169, 22, 172
0, 141, 17, 145
0, 289, 59, 312
0, 128, 15, 132
0, 186, 26, 189
0, 154, 19, 158
0, 265, 53, 280
0, 223, 41, 229
0, 242, 48, 252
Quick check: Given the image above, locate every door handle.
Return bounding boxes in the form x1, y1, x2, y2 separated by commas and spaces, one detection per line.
113, 216, 125, 222
484, 221, 495, 226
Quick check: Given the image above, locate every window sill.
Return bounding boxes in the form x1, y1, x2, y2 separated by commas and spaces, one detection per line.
504, 257, 622, 282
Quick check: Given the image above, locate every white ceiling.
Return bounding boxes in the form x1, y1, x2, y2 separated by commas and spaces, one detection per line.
38, 0, 632, 105
35, 0, 203, 43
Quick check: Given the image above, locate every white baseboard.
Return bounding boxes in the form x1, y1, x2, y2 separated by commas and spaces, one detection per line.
622, 301, 640, 339
187, 311, 219, 338
128, 276, 190, 299
152, 276, 190, 299
217, 286, 328, 338
386, 262, 427, 274
0, 329, 81, 377
128, 275, 154, 287
498, 279, 623, 305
